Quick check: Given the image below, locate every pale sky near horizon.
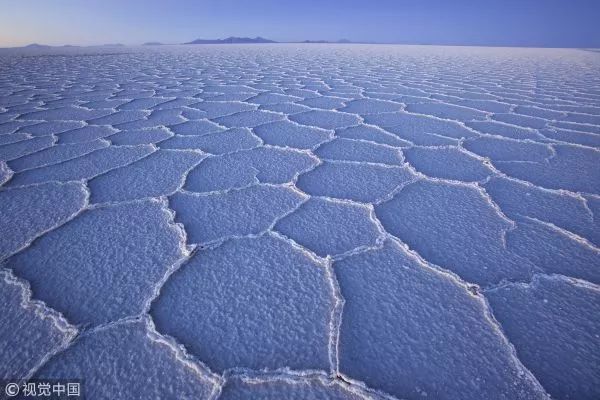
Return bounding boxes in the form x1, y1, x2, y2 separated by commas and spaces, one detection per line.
0, 0, 599, 48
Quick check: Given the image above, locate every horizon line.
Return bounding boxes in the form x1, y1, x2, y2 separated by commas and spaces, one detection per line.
2, 40, 599, 51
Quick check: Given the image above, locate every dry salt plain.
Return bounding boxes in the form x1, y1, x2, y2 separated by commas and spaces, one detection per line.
0, 44, 599, 400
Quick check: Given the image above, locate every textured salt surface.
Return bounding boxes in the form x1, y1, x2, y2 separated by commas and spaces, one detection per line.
1, 44, 598, 399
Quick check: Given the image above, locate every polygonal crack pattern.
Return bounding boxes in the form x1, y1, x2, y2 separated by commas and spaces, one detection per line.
1, 45, 599, 399
151, 234, 333, 373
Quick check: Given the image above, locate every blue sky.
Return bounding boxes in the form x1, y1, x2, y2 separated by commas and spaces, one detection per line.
1, 0, 599, 47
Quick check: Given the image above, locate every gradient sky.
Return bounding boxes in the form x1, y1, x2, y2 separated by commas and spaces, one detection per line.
1, 0, 599, 48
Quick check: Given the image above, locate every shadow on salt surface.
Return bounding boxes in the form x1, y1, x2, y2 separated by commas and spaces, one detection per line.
151, 235, 332, 372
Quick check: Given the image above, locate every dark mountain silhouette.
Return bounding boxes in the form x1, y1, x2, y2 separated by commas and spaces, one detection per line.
23, 43, 52, 49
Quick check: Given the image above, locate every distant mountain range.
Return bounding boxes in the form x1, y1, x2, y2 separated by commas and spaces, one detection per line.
185, 36, 276, 44
1, 37, 358, 52
184, 37, 353, 45
15, 43, 125, 49
0, 43, 130, 54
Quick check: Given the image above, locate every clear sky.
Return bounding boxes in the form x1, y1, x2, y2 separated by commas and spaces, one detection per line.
1, 0, 599, 48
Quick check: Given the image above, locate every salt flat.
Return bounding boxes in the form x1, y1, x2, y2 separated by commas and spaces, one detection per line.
0, 44, 599, 400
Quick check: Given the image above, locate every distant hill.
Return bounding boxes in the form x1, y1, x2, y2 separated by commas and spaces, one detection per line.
0, 42, 131, 55
0, 43, 57, 54
185, 36, 276, 44
3, 43, 125, 50
23, 43, 52, 49
142, 42, 164, 46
